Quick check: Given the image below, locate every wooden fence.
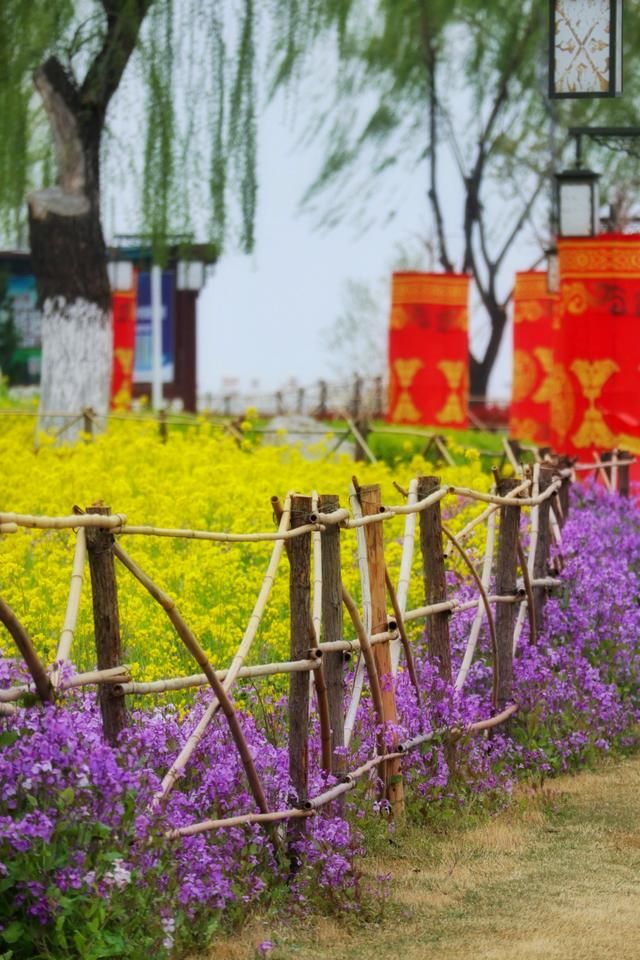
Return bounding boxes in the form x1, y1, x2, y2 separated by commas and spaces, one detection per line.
0, 453, 634, 845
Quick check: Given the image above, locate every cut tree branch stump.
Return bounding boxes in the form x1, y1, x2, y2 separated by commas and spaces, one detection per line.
86, 503, 127, 744
494, 479, 521, 712
417, 475, 452, 682
287, 494, 313, 861
319, 494, 345, 780
360, 483, 404, 819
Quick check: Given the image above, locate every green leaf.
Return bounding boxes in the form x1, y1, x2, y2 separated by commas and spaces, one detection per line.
0, 731, 19, 748
1, 922, 23, 945
59, 786, 75, 805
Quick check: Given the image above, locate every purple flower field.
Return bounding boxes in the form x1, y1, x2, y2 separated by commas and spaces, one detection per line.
1, 482, 639, 958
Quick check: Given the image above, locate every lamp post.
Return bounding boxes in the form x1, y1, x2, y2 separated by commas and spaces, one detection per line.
546, 246, 560, 293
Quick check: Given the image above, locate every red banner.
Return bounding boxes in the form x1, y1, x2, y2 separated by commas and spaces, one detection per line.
388, 272, 469, 427
111, 285, 137, 412
509, 272, 559, 445
551, 235, 640, 457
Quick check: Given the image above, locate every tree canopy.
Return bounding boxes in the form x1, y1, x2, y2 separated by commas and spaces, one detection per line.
282, 0, 640, 393
0, 0, 337, 258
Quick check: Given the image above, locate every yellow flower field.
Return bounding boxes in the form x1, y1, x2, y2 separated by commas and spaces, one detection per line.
0, 415, 495, 693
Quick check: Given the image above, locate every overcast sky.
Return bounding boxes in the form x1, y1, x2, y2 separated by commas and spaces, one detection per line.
194, 98, 522, 402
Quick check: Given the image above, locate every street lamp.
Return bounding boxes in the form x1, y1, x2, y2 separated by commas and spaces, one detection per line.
107, 259, 134, 291
176, 260, 206, 292
550, 0, 623, 99
555, 166, 601, 236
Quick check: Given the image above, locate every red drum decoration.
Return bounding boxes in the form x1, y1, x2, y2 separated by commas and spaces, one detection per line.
111, 281, 137, 412
388, 272, 469, 428
552, 235, 640, 457
509, 271, 559, 446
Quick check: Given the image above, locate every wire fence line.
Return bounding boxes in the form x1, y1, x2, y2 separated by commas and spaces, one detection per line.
0, 453, 634, 840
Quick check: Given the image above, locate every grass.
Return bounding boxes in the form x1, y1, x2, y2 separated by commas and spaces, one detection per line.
203, 753, 640, 960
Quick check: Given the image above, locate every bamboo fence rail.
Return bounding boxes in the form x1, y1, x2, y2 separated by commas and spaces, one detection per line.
0, 451, 633, 842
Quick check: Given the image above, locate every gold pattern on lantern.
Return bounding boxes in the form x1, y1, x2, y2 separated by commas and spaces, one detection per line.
435, 360, 466, 424
390, 305, 409, 330
514, 301, 544, 324
532, 349, 574, 445
512, 350, 538, 403
390, 358, 423, 422
562, 282, 591, 315
510, 417, 543, 443
570, 358, 619, 448
114, 347, 134, 376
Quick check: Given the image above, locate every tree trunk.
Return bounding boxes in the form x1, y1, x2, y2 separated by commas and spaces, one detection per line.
469, 302, 508, 399
28, 60, 113, 441
30, 207, 112, 436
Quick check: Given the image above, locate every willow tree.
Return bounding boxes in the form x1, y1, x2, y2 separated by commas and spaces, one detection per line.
284, 0, 640, 398
0, 0, 321, 434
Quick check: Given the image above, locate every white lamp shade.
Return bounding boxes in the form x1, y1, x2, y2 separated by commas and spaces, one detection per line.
177, 261, 205, 292
107, 260, 134, 292
556, 171, 600, 236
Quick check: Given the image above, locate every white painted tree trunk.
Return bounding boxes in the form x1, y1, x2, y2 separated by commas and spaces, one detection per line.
38, 297, 112, 442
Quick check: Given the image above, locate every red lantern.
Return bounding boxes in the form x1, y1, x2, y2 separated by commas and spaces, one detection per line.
388, 272, 469, 428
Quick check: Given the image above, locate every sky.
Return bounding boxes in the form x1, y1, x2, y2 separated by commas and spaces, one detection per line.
194, 100, 519, 404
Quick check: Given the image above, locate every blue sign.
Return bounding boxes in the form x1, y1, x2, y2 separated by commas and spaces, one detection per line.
133, 271, 175, 384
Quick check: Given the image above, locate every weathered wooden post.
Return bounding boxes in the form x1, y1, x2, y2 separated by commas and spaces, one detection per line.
318, 379, 328, 419
618, 449, 630, 497
417, 476, 451, 682
532, 466, 554, 634
353, 417, 371, 462
360, 483, 404, 818
82, 407, 94, 440
85, 503, 127, 744
373, 375, 384, 420
287, 495, 313, 857
494, 478, 521, 711
557, 455, 572, 524
319, 494, 345, 779
158, 408, 168, 443
350, 375, 362, 420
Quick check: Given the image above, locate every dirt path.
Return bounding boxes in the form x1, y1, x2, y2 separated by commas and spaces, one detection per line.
210, 754, 640, 960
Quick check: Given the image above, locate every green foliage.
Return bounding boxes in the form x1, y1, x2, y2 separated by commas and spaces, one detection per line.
0, 787, 174, 960
276, 0, 640, 236
0, 0, 322, 254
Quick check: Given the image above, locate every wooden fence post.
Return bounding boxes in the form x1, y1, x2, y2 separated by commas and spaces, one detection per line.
494, 478, 521, 711
417, 475, 452, 682
618, 450, 630, 497
360, 483, 404, 818
319, 494, 345, 779
350, 375, 362, 420
85, 504, 127, 745
373, 375, 384, 420
353, 417, 370, 462
558, 456, 572, 524
158, 408, 168, 443
82, 407, 94, 440
288, 495, 313, 858
318, 380, 328, 419
532, 466, 554, 634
